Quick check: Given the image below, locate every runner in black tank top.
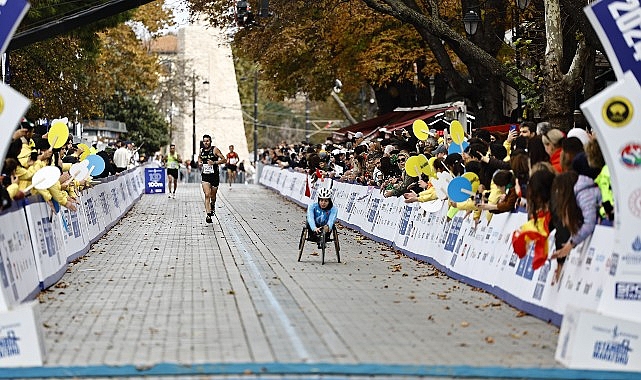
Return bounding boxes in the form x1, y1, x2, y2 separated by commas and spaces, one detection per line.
198, 134, 226, 223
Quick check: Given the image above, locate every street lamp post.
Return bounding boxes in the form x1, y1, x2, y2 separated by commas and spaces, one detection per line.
253, 70, 258, 164
191, 72, 209, 161
192, 72, 196, 161
305, 95, 310, 143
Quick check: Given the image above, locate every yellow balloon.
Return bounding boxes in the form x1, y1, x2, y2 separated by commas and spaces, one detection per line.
48, 121, 69, 149
450, 120, 465, 145
412, 119, 429, 141
405, 155, 428, 177
462, 172, 480, 193
427, 156, 438, 178
418, 154, 433, 178
78, 143, 91, 161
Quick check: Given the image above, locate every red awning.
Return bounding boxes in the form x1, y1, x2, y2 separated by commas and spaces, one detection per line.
332, 106, 457, 142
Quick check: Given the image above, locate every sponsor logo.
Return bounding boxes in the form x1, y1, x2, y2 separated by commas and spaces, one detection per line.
602, 96, 633, 127
633, 236, 641, 252
148, 171, 162, 182
628, 188, 641, 218
0, 330, 20, 358
591, 325, 637, 365
593, 339, 632, 365
615, 282, 641, 301
621, 144, 641, 168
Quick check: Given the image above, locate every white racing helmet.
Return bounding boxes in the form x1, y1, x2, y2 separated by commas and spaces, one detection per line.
317, 187, 333, 199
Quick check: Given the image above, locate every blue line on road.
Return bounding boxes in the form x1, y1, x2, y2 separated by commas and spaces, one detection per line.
1, 362, 639, 379
224, 216, 311, 360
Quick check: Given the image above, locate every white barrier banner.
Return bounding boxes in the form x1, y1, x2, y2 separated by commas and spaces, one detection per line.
331, 180, 351, 219
0, 300, 46, 367
394, 203, 418, 252
108, 179, 125, 219
344, 185, 372, 231
372, 194, 402, 243
58, 205, 89, 262
0, 208, 39, 311
557, 305, 641, 371
81, 187, 103, 243
24, 201, 66, 288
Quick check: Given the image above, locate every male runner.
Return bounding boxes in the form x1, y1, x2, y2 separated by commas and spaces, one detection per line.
198, 135, 226, 223
225, 145, 240, 188
164, 144, 182, 198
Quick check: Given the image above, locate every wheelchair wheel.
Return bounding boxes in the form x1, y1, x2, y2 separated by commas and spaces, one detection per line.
333, 227, 340, 263
320, 231, 326, 265
298, 227, 307, 262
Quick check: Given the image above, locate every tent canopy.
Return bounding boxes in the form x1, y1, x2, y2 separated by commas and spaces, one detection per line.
332, 102, 466, 142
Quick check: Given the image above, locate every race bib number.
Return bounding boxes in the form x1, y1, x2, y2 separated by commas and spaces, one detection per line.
229, 157, 239, 165
202, 164, 215, 174
167, 161, 179, 169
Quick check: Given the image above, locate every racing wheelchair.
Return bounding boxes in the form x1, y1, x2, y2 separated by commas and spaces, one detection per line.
298, 223, 340, 264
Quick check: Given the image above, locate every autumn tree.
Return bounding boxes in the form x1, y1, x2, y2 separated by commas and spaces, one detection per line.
104, 94, 169, 155
190, 0, 447, 117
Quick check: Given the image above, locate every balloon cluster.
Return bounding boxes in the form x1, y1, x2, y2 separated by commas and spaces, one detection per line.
410, 119, 480, 204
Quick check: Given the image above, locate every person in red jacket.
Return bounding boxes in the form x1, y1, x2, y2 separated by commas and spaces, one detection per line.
225, 145, 240, 188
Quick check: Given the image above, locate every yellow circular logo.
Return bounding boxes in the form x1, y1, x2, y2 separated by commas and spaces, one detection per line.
602, 96, 633, 127
0, 95, 4, 114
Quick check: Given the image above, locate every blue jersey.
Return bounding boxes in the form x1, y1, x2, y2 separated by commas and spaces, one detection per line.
307, 203, 338, 230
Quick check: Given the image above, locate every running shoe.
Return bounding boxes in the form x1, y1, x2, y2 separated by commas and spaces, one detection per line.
206, 215, 212, 223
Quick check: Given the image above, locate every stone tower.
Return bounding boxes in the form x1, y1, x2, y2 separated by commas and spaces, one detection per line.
176, 22, 249, 163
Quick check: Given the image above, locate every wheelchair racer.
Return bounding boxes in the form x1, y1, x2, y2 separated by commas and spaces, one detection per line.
306, 187, 338, 249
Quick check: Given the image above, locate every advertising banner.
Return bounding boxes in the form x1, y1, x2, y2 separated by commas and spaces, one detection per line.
0, 208, 39, 311
580, 72, 641, 322
144, 167, 166, 194
0, 300, 46, 367
584, 0, 641, 83
24, 201, 66, 288
81, 187, 103, 243
58, 205, 89, 262
0, 83, 30, 163
372, 195, 402, 243
557, 305, 641, 371
0, 0, 30, 55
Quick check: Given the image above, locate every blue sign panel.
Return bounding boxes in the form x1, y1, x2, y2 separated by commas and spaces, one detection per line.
0, 0, 30, 54
585, 0, 641, 83
144, 167, 166, 194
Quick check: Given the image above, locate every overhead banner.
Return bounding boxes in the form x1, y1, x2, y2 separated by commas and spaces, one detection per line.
585, 0, 641, 83
0, 82, 30, 162
580, 71, 641, 322
0, 0, 30, 55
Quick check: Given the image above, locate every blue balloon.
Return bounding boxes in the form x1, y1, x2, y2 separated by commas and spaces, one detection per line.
448, 143, 463, 154
461, 140, 469, 151
85, 154, 106, 175
447, 176, 473, 203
